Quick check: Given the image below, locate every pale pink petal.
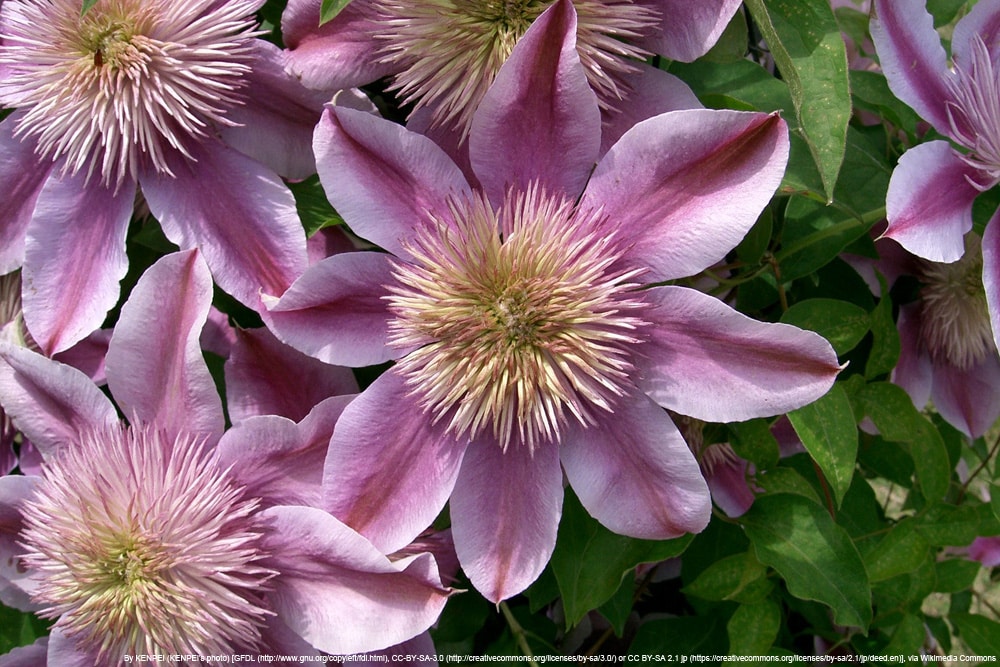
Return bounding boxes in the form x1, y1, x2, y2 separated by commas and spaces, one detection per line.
21, 172, 133, 355
323, 370, 468, 553
581, 110, 788, 281
641, 0, 745, 62
42, 629, 94, 667
984, 210, 1000, 353
969, 536, 1000, 567
315, 107, 472, 258
561, 389, 710, 539
0, 636, 48, 666
930, 355, 1000, 439
407, 107, 478, 189
140, 140, 308, 306
599, 64, 703, 157
307, 225, 359, 265
0, 344, 117, 457
217, 395, 352, 508
105, 250, 224, 444
892, 305, 933, 409
52, 329, 111, 386
949, 0, 1000, 77
282, 0, 391, 91
225, 326, 357, 423
200, 306, 237, 359
882, 141, 982, 263
469, 0, 600, 203
0, 474, 40, 611
636, 286, 841, 422
0, 115, 52, 274
260, 505, 451, 655
221, 41, 328, 181
450, 438, 562, 603
365, 633, 439, 664
263, 252, 396, 368
871, 0, 956, 134
706, 455, 755, 518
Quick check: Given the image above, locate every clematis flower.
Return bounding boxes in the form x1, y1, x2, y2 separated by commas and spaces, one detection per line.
871, 0, 1000, 351
265, 0, 842, 603
969, 536, 1000, 567
847, 232, 1000, 439
0, 0, 324, 355
282, 0, 740, 137
0, 250, 451, 663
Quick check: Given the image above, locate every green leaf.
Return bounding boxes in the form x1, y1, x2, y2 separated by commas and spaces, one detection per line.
881, 614, 926, 656
755, 466, 823, 506
81, 0, 99, 15
288, 175, 346, 237
597, 571, 635, 638
864, 519, 931, 583
319, 0, 353, 24
787, 383, 858, 507
934, 559, 981, 594
992, 484, 1000, 524
781, 298, 869, 355
0, 604, 49, 655
703, 8, 749, 63
728, 599, 781, 655
858, 382, 950, 503
742, 493, 872, 629
728, 419, 780, 469
630, 614, 727, 657
683, 551, 773, 603
914, 505, 981, 546
951, 614, 1000, 657
866, 284, 901, 379
551, 490, 692, 628
744, 0, 851, 200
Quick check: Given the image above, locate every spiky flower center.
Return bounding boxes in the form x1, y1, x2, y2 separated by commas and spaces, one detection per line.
387, 184, 650, 451
0, 0, 261, 186
916, 234, 995, 370
946, 34, 1000, 186
373, 0, 658, 135
19, 423, 274, 660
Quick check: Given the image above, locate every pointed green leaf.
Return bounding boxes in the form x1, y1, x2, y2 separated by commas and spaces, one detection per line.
728, 418, 780, 469
683, 551, 773, 603
630, 614, 728, 656
934, 559, 981, 594
991, 484, 1000, 524
881, 614, 926, 656
81, 0, 99, 15
742, 493, 872, 629
787, 383, 858, 507
866, 282, 901, 379
781, 298, 869, 355
744, 0, 851, 200
951, 614, 1000, 657
728, 599, 781, 656
319, 0, 353, 25
755, 466, 823, 506
551, 490, 692, 628
864, 519, 931, 583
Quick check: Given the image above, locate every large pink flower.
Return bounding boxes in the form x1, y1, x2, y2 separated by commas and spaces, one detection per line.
0, 250, 451, 662
871, 0, 1000, 352
265, 0, 842, 603
281, 0, 738, 137
0, 0, 324, 355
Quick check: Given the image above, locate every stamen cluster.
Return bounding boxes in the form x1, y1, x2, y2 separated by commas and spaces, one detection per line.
945, 35, 1000, 186
387, 184, 650, 451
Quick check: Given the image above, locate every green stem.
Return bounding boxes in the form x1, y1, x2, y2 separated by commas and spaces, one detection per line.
500, 601, 540, 667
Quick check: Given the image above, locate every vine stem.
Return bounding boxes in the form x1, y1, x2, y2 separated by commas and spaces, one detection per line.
957, 431, 1000, 503
500, 601, 540, 667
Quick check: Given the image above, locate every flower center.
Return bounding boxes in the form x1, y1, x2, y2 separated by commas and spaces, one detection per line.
372, 0, 658, 136
19, 423, 274, 660
387, 184, 650, 451
916, 234, 995, 370
0, 0, 260, 186
946, 34, 1000, 186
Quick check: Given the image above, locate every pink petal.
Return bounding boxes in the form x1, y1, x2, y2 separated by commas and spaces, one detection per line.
264, 251, 396, 367
365, 633, 439, 664
561, 389, 710, 539
930, 355, 1000, 439
0, 637, 49, 666
52, 329, 112, 386
642, 0, 746, 62
984, 209, 1000, 354
0, 115, 52, 274
637, 286, 841, 422
0, 474, 40, 611
221, 41, 328, 181
217, 395, 352, 508
323, 370, 468, 553
315, 107, 472, 258
225, 326, 358, 423
42, 629, 94, 667
200, 306, 237, 359
599, 63, 703, 157
892, 305, 933, 410
581, 110, 788, 281
282, 0, 391, 91
469, 0, 600, 204
882, 141, 981, 263
105, 250, 224, 444
870, 0, 956, 134
706, 454, 756, 518
953, 0, 1000, 63
450, 438, 562, 603
21, 172, 133, 355
0, 344, 117, 457
140, 140, 308, 306
969, 536, 1000, 567
260, 505, 451, 655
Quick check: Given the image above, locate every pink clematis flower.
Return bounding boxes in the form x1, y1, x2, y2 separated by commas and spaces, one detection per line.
0, 0, 324, 355
265, 0, 842, 603
0, 250, 451, 662
281, 0, 739, 138
871, 0, 1000, 351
